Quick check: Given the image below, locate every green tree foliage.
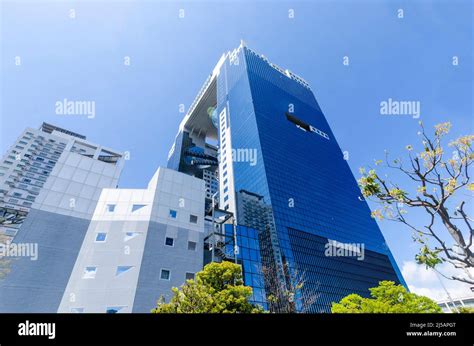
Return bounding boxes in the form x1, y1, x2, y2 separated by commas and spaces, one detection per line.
458, 306, 474, 313
358, 122, 474, 285
331, 281, 442, 313
151, 261, 263, 313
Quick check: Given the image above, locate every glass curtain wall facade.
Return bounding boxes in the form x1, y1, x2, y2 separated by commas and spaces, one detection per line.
216, 44, 406, 312
224, 224, 267, 309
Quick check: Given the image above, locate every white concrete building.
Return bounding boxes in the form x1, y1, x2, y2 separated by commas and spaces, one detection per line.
437, 294, 474, 313
58, 167, 206, 313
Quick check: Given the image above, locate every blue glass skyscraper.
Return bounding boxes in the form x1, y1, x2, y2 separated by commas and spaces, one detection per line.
169, 41, 406, 312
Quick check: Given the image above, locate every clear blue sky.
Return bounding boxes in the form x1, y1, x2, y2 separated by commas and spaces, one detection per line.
1, 0, 472, 299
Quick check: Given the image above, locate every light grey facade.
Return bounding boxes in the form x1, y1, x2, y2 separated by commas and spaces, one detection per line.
0, 122, 123, 237
0, 123, 124, 312
0, 210, 92, 312
132, 221, 205, 312
57, 167, 205, 313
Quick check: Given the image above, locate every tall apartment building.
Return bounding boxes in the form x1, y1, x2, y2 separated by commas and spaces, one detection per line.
0, 123, 118, 237
168, 41, 407, 312
0, 123, 124, 312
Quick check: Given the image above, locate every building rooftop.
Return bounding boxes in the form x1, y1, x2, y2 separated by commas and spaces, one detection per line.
40, 122, 86, 140
178, 41, 311, 143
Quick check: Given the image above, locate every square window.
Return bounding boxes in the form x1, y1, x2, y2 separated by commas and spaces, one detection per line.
189, 215, 198, 224
169, 209, 177, 218
106, 204, 116, 212
165, 237, 174, 246
95, 233, 107, 242
160, 269, 170, 280
188, 241, 197, 251
185, 272, 195, 280
83, 266, 97, 279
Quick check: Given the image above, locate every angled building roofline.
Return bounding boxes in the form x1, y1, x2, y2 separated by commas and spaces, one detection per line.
40, 122, 86, 140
